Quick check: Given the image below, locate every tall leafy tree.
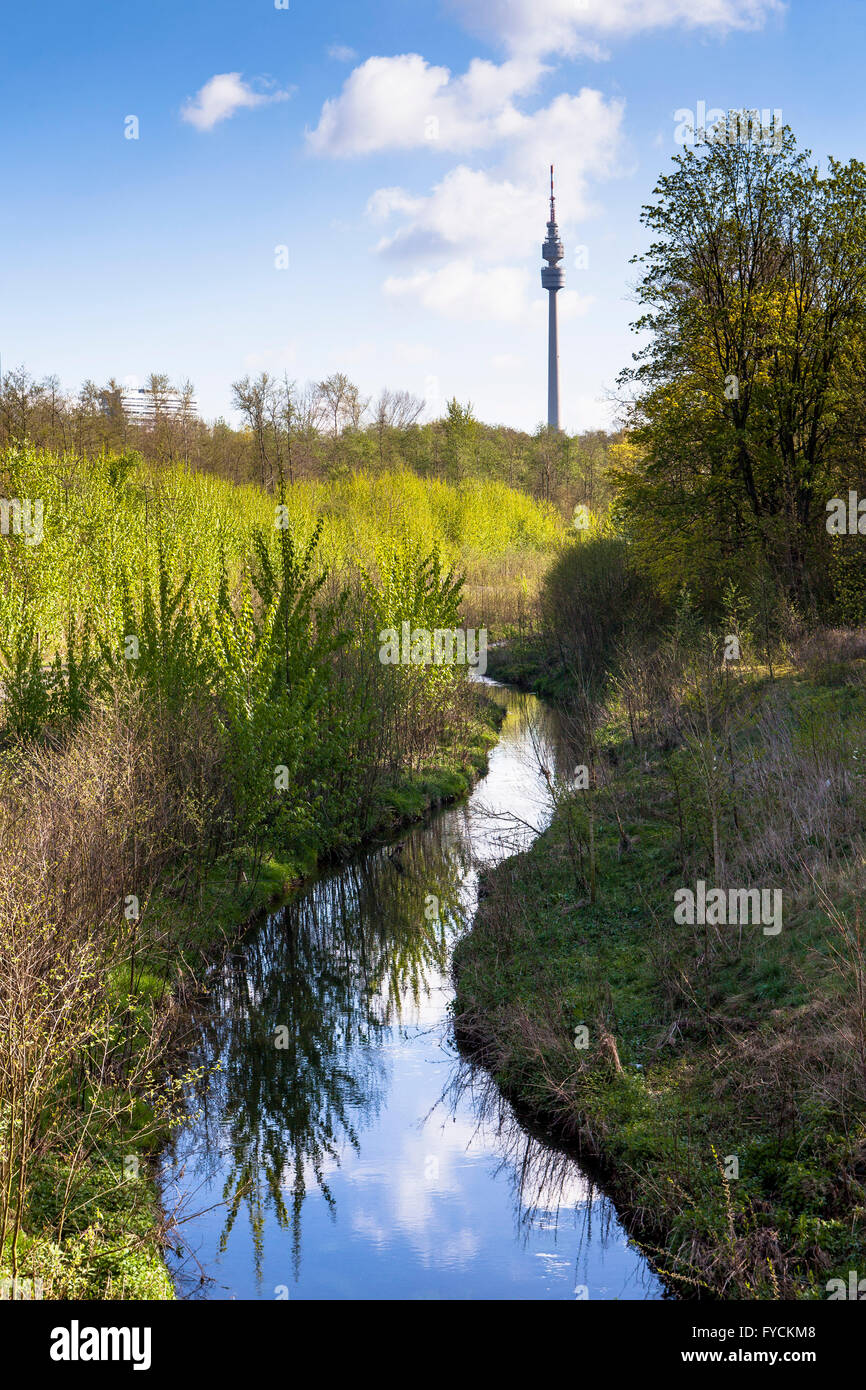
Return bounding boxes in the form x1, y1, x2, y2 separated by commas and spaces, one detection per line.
615, 125, 866, 611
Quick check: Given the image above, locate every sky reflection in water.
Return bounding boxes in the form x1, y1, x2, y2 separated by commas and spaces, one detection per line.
162, 685, 664, 1301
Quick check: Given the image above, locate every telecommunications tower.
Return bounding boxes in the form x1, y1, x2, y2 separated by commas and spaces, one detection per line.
541, 164, 565, 430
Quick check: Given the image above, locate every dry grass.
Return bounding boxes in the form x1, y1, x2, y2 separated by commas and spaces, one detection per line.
0, 690, 225, 1290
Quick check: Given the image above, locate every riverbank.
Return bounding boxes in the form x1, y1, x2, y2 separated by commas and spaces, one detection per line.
454, 636, 866, 1300
484, 633, 570, 700
154, 680, 662, 1299
3, 688, 505, 1301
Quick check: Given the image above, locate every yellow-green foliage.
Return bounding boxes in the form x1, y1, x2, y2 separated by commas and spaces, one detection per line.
0, 447, 561, 648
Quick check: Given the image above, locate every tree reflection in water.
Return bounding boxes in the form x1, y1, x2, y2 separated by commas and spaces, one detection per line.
164, 686, 661, 1300
442, 1058, 662, 1299
169, 823, 472, 1286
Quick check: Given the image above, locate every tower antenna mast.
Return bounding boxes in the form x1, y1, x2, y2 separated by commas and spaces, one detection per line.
541, 164, 565, 430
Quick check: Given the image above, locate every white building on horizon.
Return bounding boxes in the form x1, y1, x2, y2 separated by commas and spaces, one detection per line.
104, 386, 198, 424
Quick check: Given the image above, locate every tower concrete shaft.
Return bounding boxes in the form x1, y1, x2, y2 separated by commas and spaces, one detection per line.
540, 164, 565, 431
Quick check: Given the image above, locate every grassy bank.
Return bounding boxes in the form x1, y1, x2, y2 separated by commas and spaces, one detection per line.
484, 634, 569, 699
2, 685, 504, 1300
454, 632, 866, 1300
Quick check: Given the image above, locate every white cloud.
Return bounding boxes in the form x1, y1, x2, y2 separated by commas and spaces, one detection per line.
305, 39, 631, 329
307, 53, 545, 157
368, 88, 626, 267
371, 168, 538, 261
384, 261, 593, 325
181, 73, 291, 131
385, 261, 530, 322
303, 0, 783, 337
328, 44, 358, 62
448, 0, 785, 57
367, 187, 426, 222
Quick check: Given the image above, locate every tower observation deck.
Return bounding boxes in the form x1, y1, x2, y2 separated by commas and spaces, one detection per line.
541, 164, 565, 431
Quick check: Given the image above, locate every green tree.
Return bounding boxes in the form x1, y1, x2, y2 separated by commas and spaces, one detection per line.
615, 124, 866, 612
442, 398, 478, 482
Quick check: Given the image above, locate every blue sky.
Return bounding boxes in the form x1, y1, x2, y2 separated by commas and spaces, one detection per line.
1, 0, 863, 432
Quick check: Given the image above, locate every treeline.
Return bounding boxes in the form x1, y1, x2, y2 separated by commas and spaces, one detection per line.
0, 365, 615, 517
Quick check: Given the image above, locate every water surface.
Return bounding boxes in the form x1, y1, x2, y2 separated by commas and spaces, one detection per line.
162, 685, 663, 1300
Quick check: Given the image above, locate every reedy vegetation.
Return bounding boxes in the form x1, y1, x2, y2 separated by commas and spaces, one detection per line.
0, 442, 561, 1296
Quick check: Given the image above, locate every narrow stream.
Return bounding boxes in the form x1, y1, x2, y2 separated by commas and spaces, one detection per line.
161, 683, 664, 1300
